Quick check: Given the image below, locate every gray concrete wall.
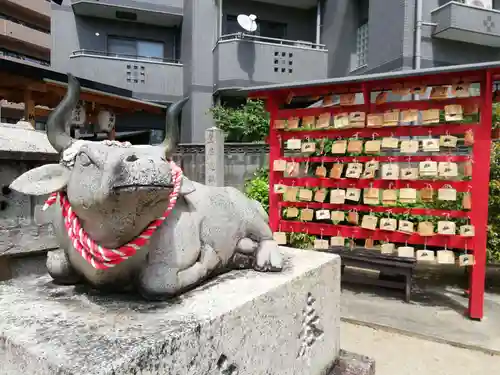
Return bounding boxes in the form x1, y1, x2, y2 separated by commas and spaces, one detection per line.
222, 0, 317, 42
365, 0, 406, 73
0, 159, 58, 258
214, 39, 328, 88
68, 55, 184, 103
322, 0, 359, 77
324, 0, 500, 78
180, 0, 218, 143
323, 0, 407, 77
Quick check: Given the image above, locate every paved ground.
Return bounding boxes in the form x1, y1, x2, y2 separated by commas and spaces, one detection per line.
341, 321, 500, 375
341, 264, 500, 354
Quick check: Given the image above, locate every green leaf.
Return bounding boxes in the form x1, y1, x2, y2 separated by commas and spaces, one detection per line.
209, 99, 270, 142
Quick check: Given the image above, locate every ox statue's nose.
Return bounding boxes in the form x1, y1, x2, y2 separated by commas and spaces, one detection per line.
125, 154, 139, 163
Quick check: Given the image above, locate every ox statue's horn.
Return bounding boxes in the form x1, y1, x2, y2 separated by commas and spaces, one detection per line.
46, 73, 79, 153
161, 97, 189, 159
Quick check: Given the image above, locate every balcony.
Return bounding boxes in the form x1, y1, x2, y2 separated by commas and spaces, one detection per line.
2, 0, 51, 19
213, 33, 328, 91
0, 18, 50, 52
243, 0, 318, 8
70, 0, 183, 27
431, 1, 500, 47
69, 50, 183, 102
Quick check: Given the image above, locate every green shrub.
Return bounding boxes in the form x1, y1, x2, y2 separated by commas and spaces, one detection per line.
487, 142, 500, 262
244, 169, 315, 249
244, 168, 269, 212
210, 100, 270, 142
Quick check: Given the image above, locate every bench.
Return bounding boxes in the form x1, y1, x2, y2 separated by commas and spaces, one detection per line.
322, 246, 417, 302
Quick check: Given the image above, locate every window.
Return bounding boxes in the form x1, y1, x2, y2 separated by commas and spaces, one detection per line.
354, 0, 369, 69
107, 37, 164, 60
356, 22, 368, 68
260, 20, 287, 39
225, 15, 287, 39
137, 41, 164, 58
225, 15, 241, 34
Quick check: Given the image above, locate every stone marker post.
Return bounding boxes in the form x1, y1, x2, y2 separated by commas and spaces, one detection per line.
205, 126, 224, 186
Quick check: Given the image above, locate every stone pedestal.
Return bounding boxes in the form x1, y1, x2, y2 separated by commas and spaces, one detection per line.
205, 126, 224, 187
0, 248, 341, 375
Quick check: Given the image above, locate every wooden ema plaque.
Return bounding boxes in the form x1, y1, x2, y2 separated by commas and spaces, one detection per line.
251, 67, 495, 321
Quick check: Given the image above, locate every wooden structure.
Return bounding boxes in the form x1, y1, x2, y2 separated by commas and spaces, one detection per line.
245, 61, 500, 321
327, 246, 416, 302
0, 57, 165, 129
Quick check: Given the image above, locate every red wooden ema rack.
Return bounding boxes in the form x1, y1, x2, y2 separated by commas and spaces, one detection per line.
245, 63, 500, 321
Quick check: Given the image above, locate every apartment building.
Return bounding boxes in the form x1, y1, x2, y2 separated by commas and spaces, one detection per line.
50, 0, 500, 143
50, 0, 326, 142
0, 0, 51, 65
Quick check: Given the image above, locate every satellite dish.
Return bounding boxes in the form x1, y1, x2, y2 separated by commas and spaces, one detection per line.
237, 14, 257, 32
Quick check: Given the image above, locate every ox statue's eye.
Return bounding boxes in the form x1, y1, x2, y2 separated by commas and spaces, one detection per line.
79, 153, 92, 167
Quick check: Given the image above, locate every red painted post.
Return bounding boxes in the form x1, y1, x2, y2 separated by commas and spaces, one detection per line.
266, 96, 281, 233
469, 70, 493, 320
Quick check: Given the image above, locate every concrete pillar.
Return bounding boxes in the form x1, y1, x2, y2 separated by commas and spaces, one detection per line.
322, 0, 358, 77
181, 0, 217, 143
205, 127, 224, 186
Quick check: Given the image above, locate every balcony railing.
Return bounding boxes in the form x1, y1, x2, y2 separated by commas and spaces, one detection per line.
0, 48, 49, 66
214, 33, 328, 90
70, 50, 181, 65
68, 49, 183, 100
431, 1, 500, 47
216, 33, 326, 51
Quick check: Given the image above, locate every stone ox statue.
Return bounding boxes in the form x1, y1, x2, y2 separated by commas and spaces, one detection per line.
10, 74, 283, 300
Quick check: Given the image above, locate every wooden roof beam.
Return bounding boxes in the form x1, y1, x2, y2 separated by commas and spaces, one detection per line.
44, 80, 165, 114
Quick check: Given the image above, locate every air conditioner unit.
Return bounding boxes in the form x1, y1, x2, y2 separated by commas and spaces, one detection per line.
464, 0, 492, 9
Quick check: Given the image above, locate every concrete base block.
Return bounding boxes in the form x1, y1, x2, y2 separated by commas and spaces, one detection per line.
0, 247, 341, 375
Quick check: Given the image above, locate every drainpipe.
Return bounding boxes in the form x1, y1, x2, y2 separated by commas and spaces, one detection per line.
414, 0, 423, 70
218, 0, 223, 38
414, 0, 437, 70
316, 0, 321, 45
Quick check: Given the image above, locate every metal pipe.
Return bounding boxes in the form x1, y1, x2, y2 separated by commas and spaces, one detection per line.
316, 0, 321, 45
219, 0, 223, 38
414, 0, 423, 70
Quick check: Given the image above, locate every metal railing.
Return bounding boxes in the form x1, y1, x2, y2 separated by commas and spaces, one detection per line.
70, 50, 181, 64
0, 48, 49, 66
216, 33, 327, 50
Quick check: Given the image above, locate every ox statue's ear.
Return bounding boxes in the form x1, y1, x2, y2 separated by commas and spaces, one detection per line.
179, 176, 196, 195
10, 164, 70, 196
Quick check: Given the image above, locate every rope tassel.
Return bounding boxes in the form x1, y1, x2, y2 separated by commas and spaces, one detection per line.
43, 161, 183, 270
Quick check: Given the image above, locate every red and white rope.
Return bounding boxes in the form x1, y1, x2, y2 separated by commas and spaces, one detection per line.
43, 160, 183, 270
